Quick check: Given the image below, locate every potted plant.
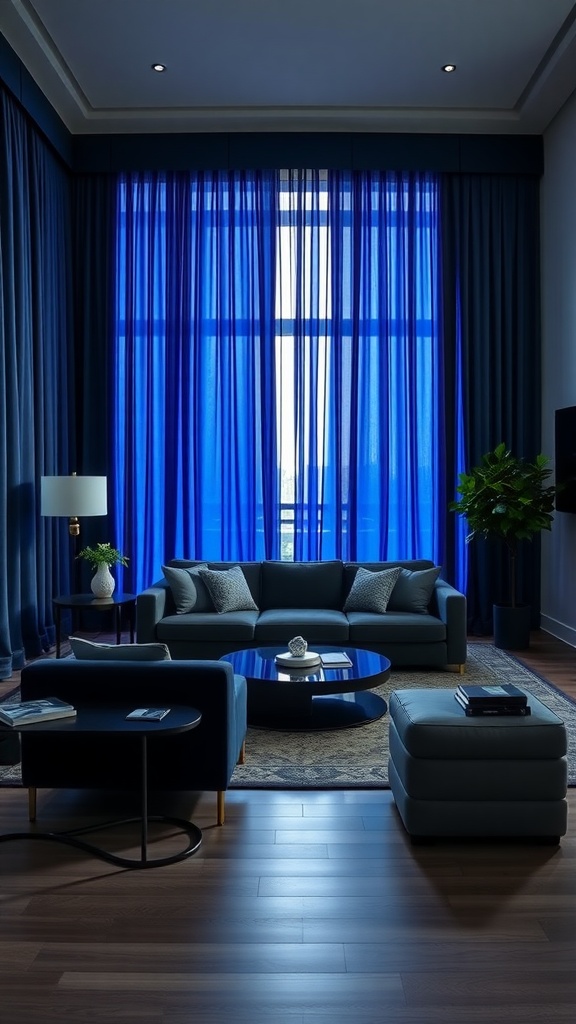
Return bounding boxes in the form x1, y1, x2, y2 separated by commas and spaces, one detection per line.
77, 542, 129, 600
449, 443, 556, 649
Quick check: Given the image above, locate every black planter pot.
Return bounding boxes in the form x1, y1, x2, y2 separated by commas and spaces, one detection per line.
493, 604, 531, 651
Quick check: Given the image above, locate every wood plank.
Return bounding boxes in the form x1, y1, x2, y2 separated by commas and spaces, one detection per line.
1, 628, 576, 1022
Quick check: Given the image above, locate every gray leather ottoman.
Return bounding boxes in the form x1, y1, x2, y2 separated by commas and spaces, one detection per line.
388, 687, 568, 841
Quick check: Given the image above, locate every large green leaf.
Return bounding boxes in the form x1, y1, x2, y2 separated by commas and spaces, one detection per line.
449, 445, 556, 607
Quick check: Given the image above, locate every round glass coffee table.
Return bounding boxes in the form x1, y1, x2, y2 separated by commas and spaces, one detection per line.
220, 646, 391, 730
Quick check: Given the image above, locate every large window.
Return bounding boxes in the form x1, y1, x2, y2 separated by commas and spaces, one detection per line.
113, 169, 455, 592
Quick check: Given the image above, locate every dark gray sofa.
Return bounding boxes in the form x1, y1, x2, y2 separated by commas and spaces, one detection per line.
137, 559, 467, 670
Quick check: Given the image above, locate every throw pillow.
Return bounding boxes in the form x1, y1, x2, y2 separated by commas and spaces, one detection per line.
388, 566, 442, 613
70, 637, 171, 661
162, 563, 211, 614
199, 565, 259, 613
343, 566, 402, 614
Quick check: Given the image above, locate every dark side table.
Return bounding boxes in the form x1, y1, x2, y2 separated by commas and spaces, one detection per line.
0, 705, 202, 869
53, 593, 137, 657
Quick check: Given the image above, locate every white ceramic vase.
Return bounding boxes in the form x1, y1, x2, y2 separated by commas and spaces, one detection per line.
91, 564, 115, 599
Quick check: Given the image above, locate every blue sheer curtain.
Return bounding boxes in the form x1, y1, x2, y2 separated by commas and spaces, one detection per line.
0, 88, 74, 677
113, 172, 278, 592
114, 168, 461, 590
277, 170, 445, 562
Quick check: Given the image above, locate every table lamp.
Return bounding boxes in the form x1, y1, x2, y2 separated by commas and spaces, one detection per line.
41, 473, 108, 537
41, 473, 108, 594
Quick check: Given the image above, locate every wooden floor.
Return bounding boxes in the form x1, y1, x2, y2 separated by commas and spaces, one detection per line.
1, 630, 575, 1023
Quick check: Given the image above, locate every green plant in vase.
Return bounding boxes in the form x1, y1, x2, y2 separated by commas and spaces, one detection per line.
77, 543, 129, 599
449, 442, 556, 649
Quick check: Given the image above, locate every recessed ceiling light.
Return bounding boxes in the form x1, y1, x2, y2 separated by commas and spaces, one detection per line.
442, 64, 456, 73
151, 63, 166, 73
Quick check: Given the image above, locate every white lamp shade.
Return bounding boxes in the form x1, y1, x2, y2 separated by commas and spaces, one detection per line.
41, 476, 108, 517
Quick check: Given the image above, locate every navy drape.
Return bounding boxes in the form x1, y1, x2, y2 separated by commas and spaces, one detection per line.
0, 89, 74, 676
442, 174, 542, 632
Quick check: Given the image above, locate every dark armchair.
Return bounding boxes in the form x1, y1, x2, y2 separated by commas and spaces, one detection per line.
19, 658, 247, 825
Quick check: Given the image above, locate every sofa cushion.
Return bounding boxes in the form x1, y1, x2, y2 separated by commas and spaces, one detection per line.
260, 560, 343, 610
346, 611, 446, 643
157, 611, 258, 643
343, 560, 435, 599
162, 563, 211, 613
388, 566, 441, 613
70, 637, 172, 661
344, 566, 402, 613
199, 566, 259, 612
255, 608, 349, 644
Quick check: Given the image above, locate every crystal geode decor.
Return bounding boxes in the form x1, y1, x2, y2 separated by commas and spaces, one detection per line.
288, 635, 308, 658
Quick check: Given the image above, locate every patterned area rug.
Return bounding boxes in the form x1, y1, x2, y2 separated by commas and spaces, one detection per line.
230, 642, 576, 788
1, 643, 575, 789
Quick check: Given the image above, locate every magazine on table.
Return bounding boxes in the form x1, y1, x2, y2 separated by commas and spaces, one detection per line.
126, 708, 171, 721
0, 697, 76, 727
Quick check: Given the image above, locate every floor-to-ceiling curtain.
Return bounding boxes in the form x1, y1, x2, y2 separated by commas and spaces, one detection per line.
280, 169, 449, 564
72, 175, 115, 480
442, 174, 542, 632
0, 88, 74, 677
70, 175, 117, 594
113, 169, 463, 592
113, 171, 278, 593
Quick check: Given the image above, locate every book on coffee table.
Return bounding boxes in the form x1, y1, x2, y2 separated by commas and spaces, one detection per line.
0, 697, 76, 727
320, 652, 353, 667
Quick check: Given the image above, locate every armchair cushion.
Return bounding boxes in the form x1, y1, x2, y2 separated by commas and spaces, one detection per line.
70, 637, 171, 661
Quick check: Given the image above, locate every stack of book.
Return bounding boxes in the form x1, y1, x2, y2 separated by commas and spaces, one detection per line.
0, 696, 77, 727
455, 683, 531, 716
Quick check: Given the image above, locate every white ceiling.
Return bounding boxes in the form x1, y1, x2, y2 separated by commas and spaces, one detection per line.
1, 0, 576, 135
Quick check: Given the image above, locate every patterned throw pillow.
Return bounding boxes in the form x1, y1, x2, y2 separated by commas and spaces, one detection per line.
343, 566, 402, 614
199, 565, 259, 613
162, 563, 211, 614
387, 566, 441, 613
70, 638, 171, 660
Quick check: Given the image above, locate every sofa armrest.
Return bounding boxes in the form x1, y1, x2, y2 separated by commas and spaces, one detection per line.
432, 580, 467, 666
136, 581, 170, 643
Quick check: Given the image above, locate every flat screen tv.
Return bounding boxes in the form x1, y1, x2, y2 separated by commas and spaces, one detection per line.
555, 406, 576, 513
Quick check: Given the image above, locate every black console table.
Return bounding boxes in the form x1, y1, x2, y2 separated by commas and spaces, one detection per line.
0, 705, 203, 869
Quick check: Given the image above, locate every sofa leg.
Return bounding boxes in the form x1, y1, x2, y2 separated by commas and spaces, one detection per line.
459, 663, 465, 674
28, 787, 37, 823
238, 740, 246, 765
217, 791, 225, 826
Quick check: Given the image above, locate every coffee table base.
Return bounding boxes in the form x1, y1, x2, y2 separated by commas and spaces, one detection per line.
0, 815, 203, 869
248, 690, 387, 731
